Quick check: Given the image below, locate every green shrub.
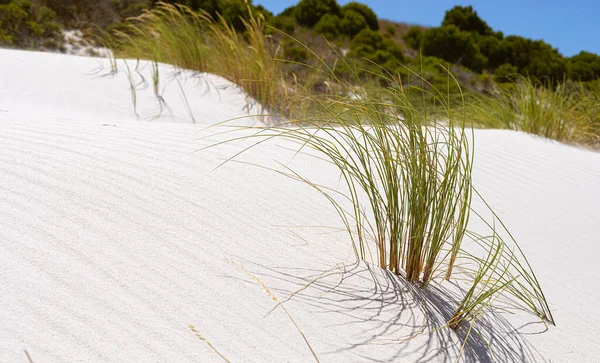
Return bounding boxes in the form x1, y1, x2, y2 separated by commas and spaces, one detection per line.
403, 26, 423, 50
42, 0, 117, 27
348, 28, 403, 74
294, 0, 340, 27
283, 44, 309, 62
339, 9, 366, 38
113, 0, 151, 18
497, 36, 567, 82
197, 0, 224, 18
569, 51, 600, 82
422, 25, 487, 72
151, 0, 222, 15
441, 5, 492, 36
220, 0, 253, 32
37, 5, 55, 23
0, 2, 28, 44
340, 1, 378, 30
269, 15, 295, 34
476, 34, 504, 68
493, 63, 518, 83
0, 0, 61, 46
395, 55, 467, 107
14, 0, 33, 12
386, 25, 395, 36
158, 0, 270, 33
314, 13, 340, 38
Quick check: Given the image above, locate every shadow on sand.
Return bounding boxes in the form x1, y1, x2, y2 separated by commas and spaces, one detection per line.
229, 258, 549, 363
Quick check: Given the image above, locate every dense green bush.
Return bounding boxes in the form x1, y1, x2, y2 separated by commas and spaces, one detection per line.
42, 0, 119, 27
196, 0, 226, 18
269, 15, 296, 34
313, 3, 374, 40
385, 25, 395, 36
499, 36, 567, 81
395, 55, 468, 106
442, 5, 492, 36
314, 13, 340, 38
152, 0, 199, 10
283, 43, 309, 62
348, 28, 404, 73
476, 34, 504, 68
493, 63, 518, 83
400, 4, 580, 82
569, 51, 600, 82
152, 0, 273, 32
220, 0, 255, 31
422, 25, 487, 72
151, 0, 273, 30
294, 0, 340, 27
403, 27, 423, 50
0, 0, 61, 47
0, 2, 27, 44
112, 0, 151, 18
340, 2, 378, 30
339, 9, 366, 38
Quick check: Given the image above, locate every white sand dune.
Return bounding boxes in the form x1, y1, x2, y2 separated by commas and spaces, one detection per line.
0, 49, 264, 125
1, 49, 600, 362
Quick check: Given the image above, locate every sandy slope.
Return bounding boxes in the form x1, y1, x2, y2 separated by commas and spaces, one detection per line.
1, 49, 600, 362
0, 49, 264, 125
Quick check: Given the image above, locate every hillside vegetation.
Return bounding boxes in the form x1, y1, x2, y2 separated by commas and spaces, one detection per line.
1, 0, 599, 145
4, 1, 599, 83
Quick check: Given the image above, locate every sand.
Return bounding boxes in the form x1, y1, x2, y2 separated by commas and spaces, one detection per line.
1, 49, 600, 362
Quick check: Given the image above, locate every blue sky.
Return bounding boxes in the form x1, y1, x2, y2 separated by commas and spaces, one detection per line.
254, 0, 599, 57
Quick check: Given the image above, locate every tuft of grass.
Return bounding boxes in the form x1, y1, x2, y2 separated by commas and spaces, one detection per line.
204, 54, 554, 332
468, 77, 600, 145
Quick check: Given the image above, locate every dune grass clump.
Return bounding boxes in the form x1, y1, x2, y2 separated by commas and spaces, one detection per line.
582, 81, 600, 145
109, 1, 303, 117
468, 77, 600, 145
206, 56, 555, 331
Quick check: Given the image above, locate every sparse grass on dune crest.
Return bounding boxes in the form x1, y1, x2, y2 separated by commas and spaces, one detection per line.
468, 77, 600, 145
204, 57, 555, 335
107, 3, 600, 147
109, 2, 308, 118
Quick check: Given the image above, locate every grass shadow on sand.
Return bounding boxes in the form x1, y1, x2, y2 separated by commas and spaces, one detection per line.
229, 258, 548, 363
